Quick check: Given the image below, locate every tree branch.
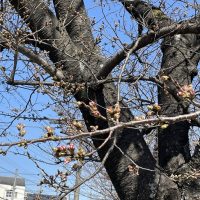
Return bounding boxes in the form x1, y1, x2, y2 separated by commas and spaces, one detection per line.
97, 21, 200, 79
53, 0, 103, 75
120, 0, 172, 31
9, 0, 83, 82
1, 110, 200, 147
0, 33, 64, 80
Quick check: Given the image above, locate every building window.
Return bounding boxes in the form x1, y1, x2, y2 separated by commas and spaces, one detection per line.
6, 190, 17, 198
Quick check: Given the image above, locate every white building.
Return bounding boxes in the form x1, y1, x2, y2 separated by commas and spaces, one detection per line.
0, 176, 25, 200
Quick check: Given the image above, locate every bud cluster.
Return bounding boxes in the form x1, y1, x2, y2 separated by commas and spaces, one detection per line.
44, 126, 54, 137
76, 101, 106, 120
177, 84, 195, 99
89, 101, 101, 118
53, 144, 75, 158
17, 123, 26, 137
72, 120, 83, 130
53, 144, 87, 164
18, 140, 27, 148
147, 104, 161, 116
106, 103, 121, 121
76, 148, 86, 161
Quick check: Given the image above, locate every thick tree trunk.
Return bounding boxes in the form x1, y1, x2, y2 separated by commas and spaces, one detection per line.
157, 33, 200, 199
76, 86, 182, 199
158, 33, 199, 171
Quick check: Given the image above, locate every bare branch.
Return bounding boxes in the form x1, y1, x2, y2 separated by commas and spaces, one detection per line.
0, 33, 64, 79
97, 21, 200, 79
9, 0, 83, 82
1, 109, 200, 148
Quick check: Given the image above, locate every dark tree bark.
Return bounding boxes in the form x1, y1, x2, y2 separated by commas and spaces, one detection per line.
4, 0, 200, 199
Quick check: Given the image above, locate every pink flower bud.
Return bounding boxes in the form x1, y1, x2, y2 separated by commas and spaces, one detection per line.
68, 143, 75, 150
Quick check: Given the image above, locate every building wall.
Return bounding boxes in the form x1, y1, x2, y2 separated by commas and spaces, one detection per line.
0, 184, 25, 200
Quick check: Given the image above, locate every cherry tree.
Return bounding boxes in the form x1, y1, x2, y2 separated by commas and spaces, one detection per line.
0, 0, 200, 199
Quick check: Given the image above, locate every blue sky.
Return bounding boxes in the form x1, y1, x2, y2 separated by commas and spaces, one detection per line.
0, 0, 199, 199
